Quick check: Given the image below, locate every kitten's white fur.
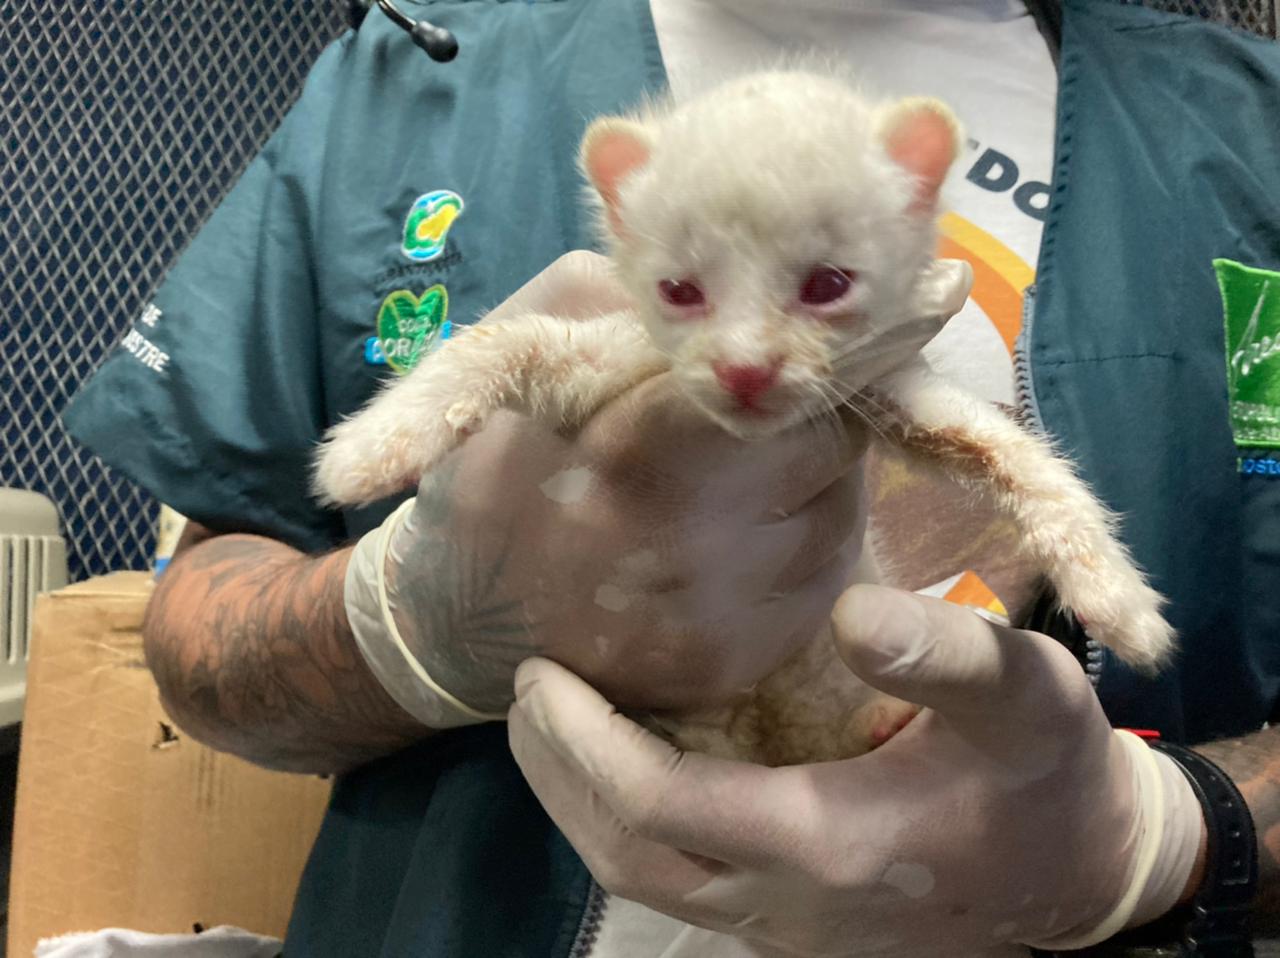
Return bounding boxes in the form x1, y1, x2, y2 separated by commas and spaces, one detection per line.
314, 70, 1174, 765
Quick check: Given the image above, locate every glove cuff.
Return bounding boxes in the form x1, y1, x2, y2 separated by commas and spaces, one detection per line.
345, 498, 506, 729
1024, 729, 1201, 951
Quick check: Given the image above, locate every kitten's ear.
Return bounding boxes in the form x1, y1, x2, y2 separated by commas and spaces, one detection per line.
581, 117, 653, 235
876, 98, 962, 215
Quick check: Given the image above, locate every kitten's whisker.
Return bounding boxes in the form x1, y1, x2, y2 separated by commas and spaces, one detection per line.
804, 383, 841, 421
848, 403, 890, 442
834, 380, 895, 424
805, 380, 889, 444
811, 380, 855, 415
846, 392, 889, 422
839, 386, 887, 418
818, 381, 891, 443
814, 379, 862, 419
841, 400, 888, 443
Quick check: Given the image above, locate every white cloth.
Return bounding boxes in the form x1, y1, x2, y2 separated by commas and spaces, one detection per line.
35, 927, 281, 958
594, 896, 765, 957
588, 3, 1058, 954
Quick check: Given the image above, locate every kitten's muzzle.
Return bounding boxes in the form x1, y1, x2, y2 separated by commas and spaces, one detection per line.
712, 359, 784, 411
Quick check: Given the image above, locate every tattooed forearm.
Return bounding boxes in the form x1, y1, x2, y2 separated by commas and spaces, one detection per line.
143, 534, 427, 774
1196, 727, 1280, 934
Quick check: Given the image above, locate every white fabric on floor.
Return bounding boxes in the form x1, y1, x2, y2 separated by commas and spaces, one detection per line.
34, 926, 281, 958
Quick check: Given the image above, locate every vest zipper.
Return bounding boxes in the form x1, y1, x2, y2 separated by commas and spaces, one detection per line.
568, 880, 609, 957
1015, 283, 1105, 687
1012, 284, 1048, 437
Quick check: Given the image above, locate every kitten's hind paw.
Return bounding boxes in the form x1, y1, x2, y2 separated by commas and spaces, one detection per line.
1078, 595, 1175, 674
1057, 570, 1175, 674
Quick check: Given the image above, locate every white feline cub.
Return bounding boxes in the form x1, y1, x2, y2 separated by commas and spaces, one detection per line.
315, 70, 1174, 765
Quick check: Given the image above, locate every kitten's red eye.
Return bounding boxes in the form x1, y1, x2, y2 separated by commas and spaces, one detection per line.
658, 279, 705, 308
799, 266, 855, 306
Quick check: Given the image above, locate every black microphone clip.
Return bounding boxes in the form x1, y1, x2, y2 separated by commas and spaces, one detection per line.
376, 0, 459, 63
409, 19, 459, 62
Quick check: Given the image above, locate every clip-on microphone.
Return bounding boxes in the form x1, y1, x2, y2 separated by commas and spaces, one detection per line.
376, 0, 459, 62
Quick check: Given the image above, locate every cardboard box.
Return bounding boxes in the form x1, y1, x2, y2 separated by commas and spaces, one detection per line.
8, 573, 332, 955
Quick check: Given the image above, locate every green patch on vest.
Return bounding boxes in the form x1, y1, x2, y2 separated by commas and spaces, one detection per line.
402, 190, 464, 262
1216, 258, 1280, 449
376, 285, 450, 375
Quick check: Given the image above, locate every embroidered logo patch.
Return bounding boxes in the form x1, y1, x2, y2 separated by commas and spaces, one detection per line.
1216, 258, 1280, 449
366, 285, 451, 374
402, 190, 464, 262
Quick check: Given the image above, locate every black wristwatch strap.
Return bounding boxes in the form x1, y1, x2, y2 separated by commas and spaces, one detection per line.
1147, 740, 1258, 957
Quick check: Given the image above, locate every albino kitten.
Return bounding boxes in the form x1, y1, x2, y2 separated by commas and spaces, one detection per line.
314, 71, 1174, 764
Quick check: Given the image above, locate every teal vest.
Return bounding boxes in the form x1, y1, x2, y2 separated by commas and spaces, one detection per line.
1027, 0, 1280, 745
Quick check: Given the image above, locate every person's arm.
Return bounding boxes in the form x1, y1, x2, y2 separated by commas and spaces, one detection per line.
1197, 727, 1280, 935
144, 525, 425, 775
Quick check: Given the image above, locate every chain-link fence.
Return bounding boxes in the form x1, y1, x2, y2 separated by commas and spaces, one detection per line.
1135, 0, 1277, 35
1, 2, 350, 581
0, 1, 1273, 583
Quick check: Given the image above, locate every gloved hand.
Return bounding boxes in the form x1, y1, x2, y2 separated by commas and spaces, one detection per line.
508, 584, 1206, 957
343, 252, 969, 727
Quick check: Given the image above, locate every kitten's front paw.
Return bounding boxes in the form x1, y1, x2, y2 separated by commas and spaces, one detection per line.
311, 417, 422, 508
312, 431, 387, 507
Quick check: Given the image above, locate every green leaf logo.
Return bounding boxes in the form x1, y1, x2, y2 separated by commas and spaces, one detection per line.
375, 285, 451, 374
1217, 258, 1280, 449
402, 190, 464, 262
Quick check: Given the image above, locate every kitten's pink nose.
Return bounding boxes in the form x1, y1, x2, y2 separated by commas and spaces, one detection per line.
712, 360, 782, 408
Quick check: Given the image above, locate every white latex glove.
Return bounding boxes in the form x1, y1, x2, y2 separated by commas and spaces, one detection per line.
344, 253, 980, 727
508, 584, 1206, 957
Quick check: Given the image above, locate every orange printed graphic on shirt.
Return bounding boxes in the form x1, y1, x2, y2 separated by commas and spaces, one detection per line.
937, 212, 1035, 356
943, 569, 1009, 620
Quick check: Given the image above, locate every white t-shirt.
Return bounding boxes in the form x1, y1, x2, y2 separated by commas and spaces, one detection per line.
590, 1, 1057, 954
